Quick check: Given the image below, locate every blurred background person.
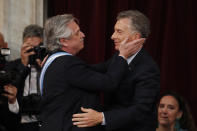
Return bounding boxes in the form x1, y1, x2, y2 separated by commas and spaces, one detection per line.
157, 91, 196, 131
0, 32, 10, 131
2, 24, 45, 131
0, 32, 9, 70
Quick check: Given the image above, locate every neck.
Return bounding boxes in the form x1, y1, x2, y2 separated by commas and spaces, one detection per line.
157, 125, 175, 131
61, 47, 76, 56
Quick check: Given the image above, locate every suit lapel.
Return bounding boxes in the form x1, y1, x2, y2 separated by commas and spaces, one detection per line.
128, 48, 145, 71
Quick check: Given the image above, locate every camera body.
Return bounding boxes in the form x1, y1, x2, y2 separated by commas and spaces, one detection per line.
21, 94, 41, 115
0, 69, 41, 114
0, 48, 10, 56
0, 70, 19, 94
28, 43, 47, 65
0, 48, 10, 69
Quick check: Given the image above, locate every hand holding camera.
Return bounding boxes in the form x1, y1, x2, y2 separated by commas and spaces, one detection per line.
21, 37, 46, 66
2, 84, 17, 104
21, 39, 36, 66
0, 70, 19, 103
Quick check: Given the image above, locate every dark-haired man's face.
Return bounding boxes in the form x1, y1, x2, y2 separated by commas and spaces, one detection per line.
23, 37, 42, 47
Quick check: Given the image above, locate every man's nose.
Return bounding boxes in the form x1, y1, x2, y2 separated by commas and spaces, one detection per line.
111, 32, 116, 40
80, 31, 85, 37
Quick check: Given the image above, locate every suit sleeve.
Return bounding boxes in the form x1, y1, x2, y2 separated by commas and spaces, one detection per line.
89, 57, 111, 73
4, 60, 30, 104
66, 55, 129, 91
103, 66, 160, 130
0, 102, 20, 131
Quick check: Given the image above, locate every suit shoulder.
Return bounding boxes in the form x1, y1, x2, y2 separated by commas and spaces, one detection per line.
133, 49, 160, 74
50, 55, 87, 69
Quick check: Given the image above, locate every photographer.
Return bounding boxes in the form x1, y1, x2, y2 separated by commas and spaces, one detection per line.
2, 25, 44, 131
0, 32, 13, 131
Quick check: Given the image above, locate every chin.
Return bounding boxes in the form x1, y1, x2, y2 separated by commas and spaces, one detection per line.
81, 45, 84, 50
159, 119, 170, 125
114, 46, 119, 51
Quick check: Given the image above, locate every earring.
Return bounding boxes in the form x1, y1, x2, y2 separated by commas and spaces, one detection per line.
174, 118, 181, 131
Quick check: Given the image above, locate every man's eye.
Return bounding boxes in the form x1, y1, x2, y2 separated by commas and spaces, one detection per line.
117, 30, 122, 33
76, 31, 80, 35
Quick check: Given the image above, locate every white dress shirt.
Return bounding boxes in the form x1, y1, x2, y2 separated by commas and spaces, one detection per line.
8, 66, 38, 123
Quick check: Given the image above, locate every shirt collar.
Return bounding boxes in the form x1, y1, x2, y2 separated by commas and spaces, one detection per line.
127, 48, 142, 64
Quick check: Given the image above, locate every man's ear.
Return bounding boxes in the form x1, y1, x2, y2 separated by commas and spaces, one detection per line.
128, 32, 141, 41
133, 32, 141, 39
59, 38, 68, 47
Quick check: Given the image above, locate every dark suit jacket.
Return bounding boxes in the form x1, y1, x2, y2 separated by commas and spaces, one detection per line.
40, 51, 129, 131
2, 59, 35, 130
93, 48, 160, 131
5, 59, 32, 103
0, 101, 19, 131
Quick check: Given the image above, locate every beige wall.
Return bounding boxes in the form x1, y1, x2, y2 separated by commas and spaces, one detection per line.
0, 0, 43, 60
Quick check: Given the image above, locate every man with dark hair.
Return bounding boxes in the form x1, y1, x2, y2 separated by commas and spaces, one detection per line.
72, 10, 160, 131
2, 24, 43, 131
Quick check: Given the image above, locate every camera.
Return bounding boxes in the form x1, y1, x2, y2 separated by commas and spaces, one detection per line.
0, 70, 19, 94
0, 70, 41, 114
27, 43, 47, 65
0, 48, 10, 69
21, 94, 41, 115
0, 48, 10, 56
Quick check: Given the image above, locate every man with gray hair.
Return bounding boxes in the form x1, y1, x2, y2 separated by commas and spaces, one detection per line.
3, 24, 43, 131
72, 10, 160, 131
39, 14, 144, 131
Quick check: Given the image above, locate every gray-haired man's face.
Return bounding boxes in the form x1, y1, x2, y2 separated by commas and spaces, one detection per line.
111, 18, 139, 51
60, 21, 85, 55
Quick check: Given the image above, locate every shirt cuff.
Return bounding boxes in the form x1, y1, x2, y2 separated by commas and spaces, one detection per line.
8, 99, 19, 114
101, 112, 106, 125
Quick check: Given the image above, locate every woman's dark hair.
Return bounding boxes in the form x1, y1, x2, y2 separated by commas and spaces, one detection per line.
158, 91, 196, 131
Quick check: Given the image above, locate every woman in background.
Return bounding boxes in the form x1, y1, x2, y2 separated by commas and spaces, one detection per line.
157, 91, 196, 131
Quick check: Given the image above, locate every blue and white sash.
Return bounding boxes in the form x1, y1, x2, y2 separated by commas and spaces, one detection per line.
39, 52, 72, 95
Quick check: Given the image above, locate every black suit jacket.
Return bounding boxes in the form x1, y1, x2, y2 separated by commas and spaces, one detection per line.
4, 59, 42, 108
2, 59, 37, 130
40, 51, 129, 131
93, 48, 160, 131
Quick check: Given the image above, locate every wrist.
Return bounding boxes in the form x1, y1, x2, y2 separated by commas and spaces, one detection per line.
8, 98, 16, 104
21, 56, 29, 66
99, 112, 103, 123
21, 60, 28, 66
